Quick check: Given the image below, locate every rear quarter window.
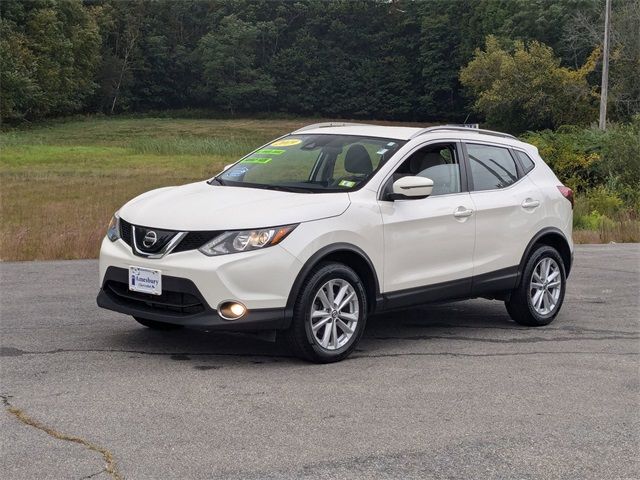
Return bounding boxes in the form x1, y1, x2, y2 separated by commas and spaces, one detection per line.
514, 150, 536, 174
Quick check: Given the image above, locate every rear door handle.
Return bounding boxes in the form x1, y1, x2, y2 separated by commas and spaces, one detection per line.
521, 198, 540, 209
453, 206, 474, 218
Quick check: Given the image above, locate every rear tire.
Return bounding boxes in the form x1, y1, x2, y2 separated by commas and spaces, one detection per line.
282, 262, 367, 363
505, 245, 566, 326
133, 316, 183, 330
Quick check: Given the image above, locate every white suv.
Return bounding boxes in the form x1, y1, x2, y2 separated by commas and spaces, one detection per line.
98, 123, 574, 363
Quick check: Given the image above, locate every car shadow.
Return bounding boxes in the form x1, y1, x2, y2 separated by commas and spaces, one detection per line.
105, 299, 520, 366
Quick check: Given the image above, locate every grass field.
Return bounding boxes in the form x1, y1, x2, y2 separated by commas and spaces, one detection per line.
0, 116, 634, 261
0, 117, 314, 260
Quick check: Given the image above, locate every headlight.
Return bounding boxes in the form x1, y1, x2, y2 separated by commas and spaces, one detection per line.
107, 212, 120, 242
198, 224, 297, 256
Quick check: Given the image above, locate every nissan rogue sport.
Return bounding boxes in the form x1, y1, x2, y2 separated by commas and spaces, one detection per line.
97, 123, 574, 363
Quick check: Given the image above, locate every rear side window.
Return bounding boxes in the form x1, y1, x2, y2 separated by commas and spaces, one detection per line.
466, 143, 519, 191
514, 150, 536, 174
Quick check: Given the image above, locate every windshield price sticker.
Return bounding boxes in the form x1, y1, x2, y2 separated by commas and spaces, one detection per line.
271, 138, 302, 147
241, 157, 272, 164
256, 149, 285, 155
338, 180, 356, 188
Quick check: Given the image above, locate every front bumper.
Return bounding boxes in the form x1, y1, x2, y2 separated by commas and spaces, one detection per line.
97, 237, 302, 329
97, 267, 286, 329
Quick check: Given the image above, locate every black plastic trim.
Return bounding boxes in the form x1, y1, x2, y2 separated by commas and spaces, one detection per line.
97, 267, 286, 330
517, 227, 573, 283
460, 142, 474, 191
284, 243, 382, 322
455, 141, 471, 193
379, 265, 520, 309
286, 244, 532, 317
382, 277, 472, 310
471, 266, 519, 298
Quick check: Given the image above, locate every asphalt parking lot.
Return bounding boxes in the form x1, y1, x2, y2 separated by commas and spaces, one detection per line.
1, 244, 638, 479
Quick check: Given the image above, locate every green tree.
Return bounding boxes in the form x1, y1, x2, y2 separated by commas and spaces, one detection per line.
417, 0, 475, 121
0, 0, 100, 121
196, 14, 277, 113
460, 36, 599, 132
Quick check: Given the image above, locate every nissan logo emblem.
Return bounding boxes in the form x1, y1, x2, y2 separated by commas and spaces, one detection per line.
142, 230, 158, 248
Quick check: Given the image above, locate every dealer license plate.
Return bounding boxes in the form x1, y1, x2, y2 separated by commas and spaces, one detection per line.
129, 266, 162, 296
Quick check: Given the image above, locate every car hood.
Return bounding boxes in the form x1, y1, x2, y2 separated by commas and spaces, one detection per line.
118, 181, 351, 230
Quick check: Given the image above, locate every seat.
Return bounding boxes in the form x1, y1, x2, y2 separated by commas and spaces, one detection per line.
416, 164, 460, 195
344, 144, 373, 175
409, 151, 442, 175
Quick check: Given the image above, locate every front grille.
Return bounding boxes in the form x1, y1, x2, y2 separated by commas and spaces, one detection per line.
104, 280, 205, 315
173, 231, 221, 253
119, 218, 219, 255
120, 219, 133, 246
133, 225, 179, 254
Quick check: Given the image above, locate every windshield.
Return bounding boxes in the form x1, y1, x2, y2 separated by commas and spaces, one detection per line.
215, 134, 405, 193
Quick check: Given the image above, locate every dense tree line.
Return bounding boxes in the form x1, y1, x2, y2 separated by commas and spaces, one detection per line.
1, 0, 637, 130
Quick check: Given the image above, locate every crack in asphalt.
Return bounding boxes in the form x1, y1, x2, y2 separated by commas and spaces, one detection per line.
2, 324, 638, 360
0, 346, 291, 359
81, 469, 107, 479
1, 346, 637, 361
0, 394, 123, 480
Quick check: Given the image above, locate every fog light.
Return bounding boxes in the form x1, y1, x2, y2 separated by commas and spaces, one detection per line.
218, 301, 247, 320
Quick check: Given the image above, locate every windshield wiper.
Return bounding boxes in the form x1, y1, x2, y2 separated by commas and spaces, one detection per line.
209, 179, 315, 193
254, 184, 314, 193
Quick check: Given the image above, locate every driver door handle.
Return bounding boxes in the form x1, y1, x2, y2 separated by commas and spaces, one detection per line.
453, 206, 474, 218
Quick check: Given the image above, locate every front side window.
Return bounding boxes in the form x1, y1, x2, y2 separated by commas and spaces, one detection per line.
389, 143, 462, 196
466, 143, 519, 191
216, 134, 405, 193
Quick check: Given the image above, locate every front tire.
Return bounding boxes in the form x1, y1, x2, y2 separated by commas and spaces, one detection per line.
505, 245, 566, 326
283, 262, 367, 363
133, 316, 184, 330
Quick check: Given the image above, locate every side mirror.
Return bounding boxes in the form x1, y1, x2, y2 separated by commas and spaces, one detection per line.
388, 176, 433, 200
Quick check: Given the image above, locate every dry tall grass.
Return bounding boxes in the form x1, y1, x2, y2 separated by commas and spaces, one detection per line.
1, 117, 308, 261
0, 174, 198, 260
572, 221, 640, 244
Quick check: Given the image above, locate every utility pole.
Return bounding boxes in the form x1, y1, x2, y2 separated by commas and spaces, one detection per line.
599, 0, 612, 130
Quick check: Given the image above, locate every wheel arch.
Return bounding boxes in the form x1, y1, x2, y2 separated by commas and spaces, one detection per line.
517, 227, 573, 286
284, 243, 381, 324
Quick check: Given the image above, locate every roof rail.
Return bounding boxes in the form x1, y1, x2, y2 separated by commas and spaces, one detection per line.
409, 125, 517, 140
293, 122, 373, 133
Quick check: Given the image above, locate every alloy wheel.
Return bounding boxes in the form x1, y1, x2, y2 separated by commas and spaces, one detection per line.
309, 278, 359, 350
530, 257, 562, 316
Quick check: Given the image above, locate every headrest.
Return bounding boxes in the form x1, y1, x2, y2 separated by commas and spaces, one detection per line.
344, 145, 373, 175
410, 151, 442, 174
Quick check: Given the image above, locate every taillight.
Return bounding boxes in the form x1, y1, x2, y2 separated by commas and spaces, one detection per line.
557, 186, 574, 209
